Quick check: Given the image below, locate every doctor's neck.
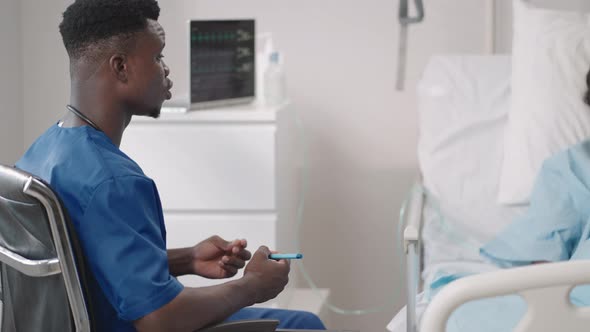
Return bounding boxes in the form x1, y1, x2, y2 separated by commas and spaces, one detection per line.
64, 66, 133, 148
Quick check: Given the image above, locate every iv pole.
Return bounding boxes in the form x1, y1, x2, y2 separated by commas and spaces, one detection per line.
396, 0, 425, 91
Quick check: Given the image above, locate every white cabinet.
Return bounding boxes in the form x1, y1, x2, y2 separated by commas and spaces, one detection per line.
120, 104, 280, 287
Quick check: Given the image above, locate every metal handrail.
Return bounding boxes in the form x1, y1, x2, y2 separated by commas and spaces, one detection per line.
401, 182, 425, 332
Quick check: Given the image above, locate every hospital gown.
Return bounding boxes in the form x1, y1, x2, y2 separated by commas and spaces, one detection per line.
432, 139, 590, 331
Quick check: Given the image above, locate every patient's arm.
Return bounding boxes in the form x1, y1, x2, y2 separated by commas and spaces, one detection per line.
480, 155, 584, 267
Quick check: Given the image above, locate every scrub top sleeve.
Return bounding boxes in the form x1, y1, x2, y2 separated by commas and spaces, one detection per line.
79, 176, 183, 321
481, 156, 583, 267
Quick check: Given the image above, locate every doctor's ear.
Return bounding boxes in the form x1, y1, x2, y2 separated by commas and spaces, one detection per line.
109, 54, 129, 83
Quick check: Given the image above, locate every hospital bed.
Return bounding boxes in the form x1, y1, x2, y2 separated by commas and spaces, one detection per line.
390, 55, 590, 332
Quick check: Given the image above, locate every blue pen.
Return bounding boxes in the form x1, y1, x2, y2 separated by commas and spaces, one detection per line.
269, 253, 303, 260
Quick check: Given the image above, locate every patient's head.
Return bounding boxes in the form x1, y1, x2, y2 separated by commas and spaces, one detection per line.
59, 0, 171, 118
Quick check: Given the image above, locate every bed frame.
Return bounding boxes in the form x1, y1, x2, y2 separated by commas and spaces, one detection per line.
401, 182, 590, 332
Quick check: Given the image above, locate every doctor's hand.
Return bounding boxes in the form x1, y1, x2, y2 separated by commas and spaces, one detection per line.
190, 235, 252, 279
242, 246, 290, 304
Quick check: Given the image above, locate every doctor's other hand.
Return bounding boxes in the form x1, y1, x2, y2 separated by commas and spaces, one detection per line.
243, 246, 290, 304
191, 235, 252, 279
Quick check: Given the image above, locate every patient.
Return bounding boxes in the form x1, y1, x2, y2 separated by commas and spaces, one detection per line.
480, 67, 590, 270
428, 68, 590, 331
15, 0, 325, 331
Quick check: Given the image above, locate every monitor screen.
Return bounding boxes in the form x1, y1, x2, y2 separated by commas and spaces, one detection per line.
189, 20, 255, 109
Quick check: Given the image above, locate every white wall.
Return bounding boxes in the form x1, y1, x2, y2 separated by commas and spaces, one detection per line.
156, 1, 489, 331
0, 0, 23, 165
18, 1, 492, 331
20, 0, 72, 149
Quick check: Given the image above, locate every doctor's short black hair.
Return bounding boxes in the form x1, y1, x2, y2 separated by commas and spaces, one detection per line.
59, 0, 160, 61
586, 68, 590, 107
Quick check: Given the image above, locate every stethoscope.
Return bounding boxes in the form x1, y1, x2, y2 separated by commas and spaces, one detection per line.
66, 105, 102, 132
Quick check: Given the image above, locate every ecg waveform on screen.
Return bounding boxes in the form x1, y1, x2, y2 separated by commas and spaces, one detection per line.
190, 20, 255, 104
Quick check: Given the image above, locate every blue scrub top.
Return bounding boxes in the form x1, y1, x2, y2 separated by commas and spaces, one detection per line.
16, 124, 183, 331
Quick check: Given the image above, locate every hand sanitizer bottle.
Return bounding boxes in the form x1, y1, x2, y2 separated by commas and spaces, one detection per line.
263, 51, 287, 108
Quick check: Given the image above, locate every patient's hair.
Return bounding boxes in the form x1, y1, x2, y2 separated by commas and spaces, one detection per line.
586, 68, 590, 107
59, 0, 160, 62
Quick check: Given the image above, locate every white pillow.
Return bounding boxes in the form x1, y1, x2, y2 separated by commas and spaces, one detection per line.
498, 0, 590, 205
417, 56, 525, 266
418, 55, 511, 210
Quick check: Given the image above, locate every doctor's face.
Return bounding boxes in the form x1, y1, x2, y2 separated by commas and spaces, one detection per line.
125, 19, 173, 118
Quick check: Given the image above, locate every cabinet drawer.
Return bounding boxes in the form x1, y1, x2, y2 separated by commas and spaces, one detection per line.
121, 123, 276, 211
164, 213, 276, 287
